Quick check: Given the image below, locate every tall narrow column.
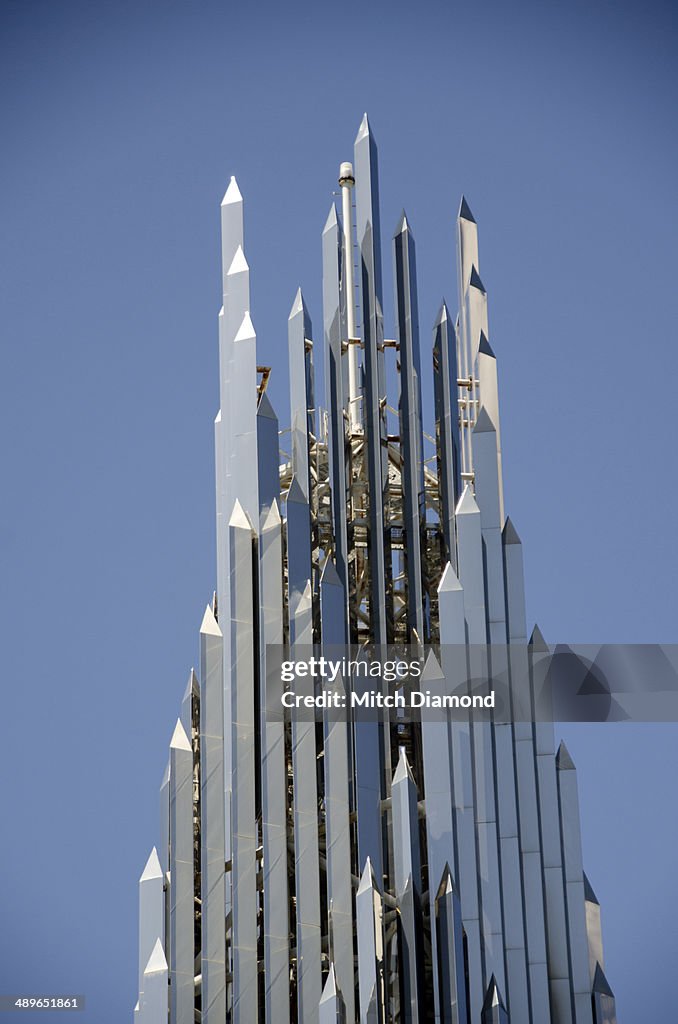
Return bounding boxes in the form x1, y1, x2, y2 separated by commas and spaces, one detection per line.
169, 719, 195, 1024
199, 604, 226, 1024
229, 500, 258, 1022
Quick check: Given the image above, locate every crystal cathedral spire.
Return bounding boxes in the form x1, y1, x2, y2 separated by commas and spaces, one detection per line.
133, 115, 617, 1023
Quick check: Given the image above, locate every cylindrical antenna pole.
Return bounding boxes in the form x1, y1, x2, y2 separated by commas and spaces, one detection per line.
339, 162, 360, 433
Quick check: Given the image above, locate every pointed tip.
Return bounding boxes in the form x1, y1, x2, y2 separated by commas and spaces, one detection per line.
482, 975, 506, 1010
262, 498, 282, 532
583, 872, 600, 905
393, 746, 416, 786
320, 963, 338, 1002
436, 862, 457, 900
455, 484, 479, 516
529, 624, 548, 650
228, 497, 253, 531
357, 856, 379, 894
355, 111, 372, 143
289, 287, 305, 319
140, 846, 163, 883
227, 245, 248, 276
459, 195, 476, 224
200, 602, 221, 638
233, 311, 255, 344
320, 556, 341, 588
286, 475, 307, 505
478, 330, 495, 358
473, 406, 497, 434
144, 938, 168, 976
394, 209, 410, 237
421, 649, 444, 682
170, 717, 191, 752
469, 265, 486, 294
257, 389, 277, 421
503, 516, 522, 546
222, 175, 242, 206
556, 740, 576, 771
434, 300, 450, 328
592, 963, 614, 997
323, 202, 339, 233
439, 561, 462, 593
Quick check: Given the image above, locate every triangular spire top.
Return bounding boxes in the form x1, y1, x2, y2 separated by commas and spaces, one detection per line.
200, 602, 221, 638
320, 556, 341, 588
434, 301, 450, 328
355, 112, 371, 143
393, 746, 416, 786
286, 475, 307, 506
233, 311, 255, 344
469, 265, 486, 293
357, 856, 380, 894
320, 963, 339, 1002
394, 210, 410, 237
583, 872, 599, 905
289, 287, 306, 319
478, 330, 495, 358
256, 389, 277, 421
592, 963, 614, 996
473, 406, 497, 434
459, 195, 476, 223
456, 484, 479, 516
421, 649, 444, 683
227, 245, 248, 276
222, 176, 242, 206
482, 975, 506, 1010
144, 938, 168, 976
229, 498, 253, 531
140, 846, 163, 883
503, 516, 521, 546
529, 623, 548, 650
261, 498, 281, 533
436, 862, 457, 900
438, 561, 462, 593
323, 202, 339, 233
556, 740, 576, 771
170, 718, 191, 752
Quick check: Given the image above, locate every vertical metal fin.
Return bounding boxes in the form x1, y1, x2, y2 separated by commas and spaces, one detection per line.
169, 719, 195, 1023
433, 302, 462, 571
435, 865, 468, 1024
393, 213, 426, 642
354, 113, 391, 645
199, 605, 226, 1024
556, 743, 594, 1024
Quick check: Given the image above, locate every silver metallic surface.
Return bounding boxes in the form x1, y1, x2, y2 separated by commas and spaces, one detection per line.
434, 866, 468, 1024
137, 848, 164, 998
169, 719, 195, 1023
356, 858, 385, 1024
229, 501, 258, 1022
556, 743, 594, 1024
433, 303, 461, 571
291, 581, 323, 1023
319, 964, 347, 1024
259, 501, 290, 1024
320, 559, 354, 1022
199, 604, 226, 1024
393, 214, 426, 644
135, 120, 616, 1023
354, 113, 390, 646
591, 965, 617, 1024
438, 560, 484, 1023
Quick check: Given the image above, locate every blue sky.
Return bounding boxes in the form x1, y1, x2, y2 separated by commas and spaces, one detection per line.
1, 0, 676, 1020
